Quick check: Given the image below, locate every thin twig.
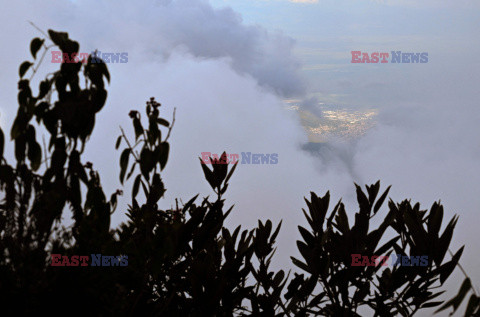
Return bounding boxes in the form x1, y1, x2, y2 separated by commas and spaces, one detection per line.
448, 249, 478, 296
27, 21, 58, 82
28, 21, 48, 38
42, 135, 49, 169
164, 107, 176, 142
29, 44, 55, 81
119, 126, 139, 161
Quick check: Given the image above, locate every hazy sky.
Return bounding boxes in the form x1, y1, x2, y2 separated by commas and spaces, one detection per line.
0, 1, 479, 315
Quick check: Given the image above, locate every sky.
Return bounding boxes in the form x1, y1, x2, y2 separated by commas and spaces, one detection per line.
1, 0, 479, 315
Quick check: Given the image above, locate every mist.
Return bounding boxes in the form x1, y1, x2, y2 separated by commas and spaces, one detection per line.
0, 1, 479, 314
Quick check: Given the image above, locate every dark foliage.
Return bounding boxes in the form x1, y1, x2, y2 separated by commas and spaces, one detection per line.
0, 30, 468, 316
437, 276, 480, 316
285, 185, 463, 316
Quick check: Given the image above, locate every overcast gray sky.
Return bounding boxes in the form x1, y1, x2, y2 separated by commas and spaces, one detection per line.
1, 0, 479, 315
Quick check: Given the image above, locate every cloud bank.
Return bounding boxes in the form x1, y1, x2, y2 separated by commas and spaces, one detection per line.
0, 0, 321, 266
1, 2, 479, 311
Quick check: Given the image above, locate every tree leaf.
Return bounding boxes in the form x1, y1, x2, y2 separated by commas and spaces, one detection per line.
182, 194, 199, 214
19, 61, 33, 78
133, 117, 143, 141
335, 204, 350, 233
126, 162, 136, 180
37, 80, 51, 100
439, 246, 464, 284
140, 147, 154, 179
28, 141, 42, 171
435, 277, 471, 313
119, 148, 130, 184
225, 160, 238, 184
420, 301, 443, 308
291, 256, 311, 273
159, 142, 169, 171
48, 29, 69, 47
428, 202, 443, 237
0, 127, 4, 158
30, 38, 44, 59
436, 215, 459, 265
157, 118, 169, 127
465, 294, 480, 317
273, 270, 285, 287
298, 226, 315, 247
200, 157, 216, 190
15, 135, 26, 162
355, 183, 371, 215
97, 61, 110, 83
132, 174, 141, 200
374, 185, 391, 214
115, 135, 122, 150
